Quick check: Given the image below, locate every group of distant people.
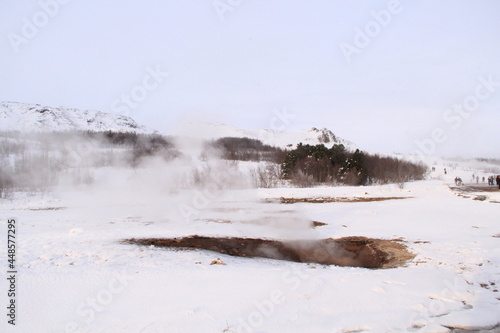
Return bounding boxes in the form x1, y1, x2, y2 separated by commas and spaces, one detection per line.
455, 174, 500, 189
487, 175, 500, 188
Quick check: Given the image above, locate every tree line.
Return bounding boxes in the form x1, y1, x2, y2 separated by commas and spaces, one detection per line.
214, 138, 427, 187
0, 130, 179, 197
0, 133, 428, 197
209, 137, 287, 163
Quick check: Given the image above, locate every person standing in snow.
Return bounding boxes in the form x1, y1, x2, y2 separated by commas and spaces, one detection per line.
497, 175, 500, 189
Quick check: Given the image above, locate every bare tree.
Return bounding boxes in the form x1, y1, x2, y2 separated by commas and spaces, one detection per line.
252, 163, 282, 188
290, 170, 316, 188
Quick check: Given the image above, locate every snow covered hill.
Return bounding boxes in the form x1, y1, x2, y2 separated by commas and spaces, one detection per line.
0, 101, 155, 134
1, 102, 356, 151
172, 122, 357, 150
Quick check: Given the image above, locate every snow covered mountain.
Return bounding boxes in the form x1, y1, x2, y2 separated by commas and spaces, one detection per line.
0, 101, 356, 150
0, 101, 155, 134
172, 122, 357, 150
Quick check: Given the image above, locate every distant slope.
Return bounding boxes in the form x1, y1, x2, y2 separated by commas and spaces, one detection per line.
0, 102, 357, 150
0, 102, 155, 134
172, 122, 357, 150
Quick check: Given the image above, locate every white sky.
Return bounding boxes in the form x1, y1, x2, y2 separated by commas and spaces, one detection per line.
1, 0, 499, 158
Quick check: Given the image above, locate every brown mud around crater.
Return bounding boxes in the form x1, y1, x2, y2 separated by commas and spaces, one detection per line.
123, 236, 415, 269
450, 185, 500, 193
265, 197, 411, 204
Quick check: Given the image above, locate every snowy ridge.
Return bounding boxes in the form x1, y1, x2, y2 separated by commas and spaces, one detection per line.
172, 122, 358, 150
0, 101, 155, 134
1, 101, 358, 151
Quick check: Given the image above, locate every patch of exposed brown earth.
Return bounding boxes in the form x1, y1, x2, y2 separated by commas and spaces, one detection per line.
265, 197, 411, 204
449, 185, 500, 203
123, 236, 415, 269
312, 221, 328, 227
27, 207, 66, 211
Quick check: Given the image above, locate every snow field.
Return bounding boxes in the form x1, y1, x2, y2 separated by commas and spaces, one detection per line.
0, 162, 499, 332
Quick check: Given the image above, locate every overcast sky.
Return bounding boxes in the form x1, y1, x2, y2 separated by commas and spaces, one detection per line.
1, 0, 499, 157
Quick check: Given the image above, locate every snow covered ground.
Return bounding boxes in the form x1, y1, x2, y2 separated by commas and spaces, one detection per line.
1, 162, 499, 333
